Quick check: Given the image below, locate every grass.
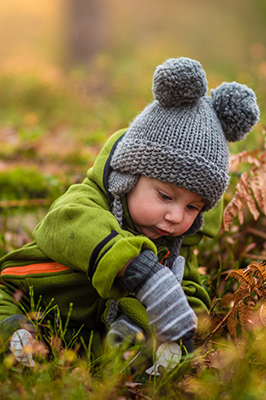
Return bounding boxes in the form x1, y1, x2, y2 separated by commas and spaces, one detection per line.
2, 317, 266, 399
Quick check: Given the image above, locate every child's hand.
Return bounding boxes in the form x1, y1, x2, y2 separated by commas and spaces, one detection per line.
106, 313, 145, 348
135, 264, 197, 342
118, 250, 197, 342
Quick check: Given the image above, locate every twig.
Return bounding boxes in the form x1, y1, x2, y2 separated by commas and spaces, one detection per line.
246, 227, 266, 241
242, 253, 266, 261
0, 199, 52, 208
125, 388, 152, 400
210, 308, 233, 335
200, 308, 233, 348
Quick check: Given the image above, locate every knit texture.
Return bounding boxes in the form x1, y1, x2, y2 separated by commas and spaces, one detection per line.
109, 57, 260, 211
136, 263, 197, 342
118, 250, 197, 342
118, 249, 160, 293
106, 313, 145, 348
108, 172, 139, 227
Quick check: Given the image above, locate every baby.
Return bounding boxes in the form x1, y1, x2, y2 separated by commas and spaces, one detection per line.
0, 57, 259, 367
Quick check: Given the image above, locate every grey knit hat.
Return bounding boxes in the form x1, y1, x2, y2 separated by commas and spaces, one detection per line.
109, 57, 260, 213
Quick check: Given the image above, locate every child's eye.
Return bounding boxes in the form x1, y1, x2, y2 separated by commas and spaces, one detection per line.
187, 205, 199, 211
159, 192, 172, 201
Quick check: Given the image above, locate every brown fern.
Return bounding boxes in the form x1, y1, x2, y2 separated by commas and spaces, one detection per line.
239, 172, 260, 220
249, 172, 266, 214
224, 261, 266, 340
222, 126, 266, 232
230, 149, 260, 169
222, 191, 245, 229
227, 309, 238, 340
227, 269, 256, 289
248, 262, 266, 288
198, 262, 266, 345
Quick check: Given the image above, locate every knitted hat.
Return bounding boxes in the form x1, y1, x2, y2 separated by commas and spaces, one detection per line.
109, 57, 260, 213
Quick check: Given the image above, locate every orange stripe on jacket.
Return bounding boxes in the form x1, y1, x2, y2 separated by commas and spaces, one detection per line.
1, 262, 70, 276
160, 251, 170, 265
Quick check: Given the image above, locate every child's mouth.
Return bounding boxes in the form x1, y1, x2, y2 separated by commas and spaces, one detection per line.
154, 227, 170, 236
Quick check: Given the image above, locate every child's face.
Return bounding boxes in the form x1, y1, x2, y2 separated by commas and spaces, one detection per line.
127, 176, 205, 240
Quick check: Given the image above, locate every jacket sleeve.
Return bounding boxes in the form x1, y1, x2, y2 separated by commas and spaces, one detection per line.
33, 180, 157, 299
180, 199, 224, 313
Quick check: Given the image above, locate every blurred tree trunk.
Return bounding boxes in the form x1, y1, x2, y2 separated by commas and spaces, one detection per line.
66, 0, 107, 66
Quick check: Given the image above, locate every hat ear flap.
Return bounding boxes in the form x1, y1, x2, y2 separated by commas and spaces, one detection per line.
108, 171, 139, 198
211, 82, 260, 142
108, 171, 139, 228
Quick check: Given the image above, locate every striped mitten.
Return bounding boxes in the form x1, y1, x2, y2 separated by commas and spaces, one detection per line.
118, 250, 197, 342
107, 313, 145, 348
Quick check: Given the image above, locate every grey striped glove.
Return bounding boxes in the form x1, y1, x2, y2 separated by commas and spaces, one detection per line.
106, 313, 145, 348
118, 250, 197, 342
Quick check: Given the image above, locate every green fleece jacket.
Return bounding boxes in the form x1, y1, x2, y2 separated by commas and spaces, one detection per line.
0, 129, 222, 343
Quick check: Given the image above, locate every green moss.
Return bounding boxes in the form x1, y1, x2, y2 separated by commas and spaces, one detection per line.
0, 166, 65, 201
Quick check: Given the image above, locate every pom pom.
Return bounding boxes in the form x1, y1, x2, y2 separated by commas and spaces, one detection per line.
152, 57, 208, 108
211, 82, 260, 142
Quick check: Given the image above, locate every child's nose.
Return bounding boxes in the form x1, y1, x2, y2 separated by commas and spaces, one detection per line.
165, 207, 184, 224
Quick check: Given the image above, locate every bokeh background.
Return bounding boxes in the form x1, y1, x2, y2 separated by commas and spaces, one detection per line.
0, 0, 266, 141
0, 0, 266, 250
1, 0, 266, 127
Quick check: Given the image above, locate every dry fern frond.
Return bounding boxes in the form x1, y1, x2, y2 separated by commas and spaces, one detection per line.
227, 309, 238, 340
238, 172, 260, 220
222, 171, 260, 231
249, 171, 266, 215
222, 127, 266, 232
230, 149, 259, 169
223, 261, 266, 340
222, 191, 245, 230
199, 262, 266, 345
248, 262, 266, 287
227, 269, 256, 290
